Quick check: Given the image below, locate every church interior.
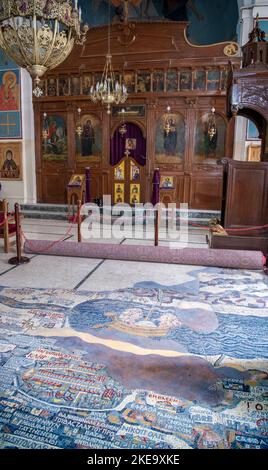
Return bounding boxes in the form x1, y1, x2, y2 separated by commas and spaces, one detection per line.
0, 0, 268, 453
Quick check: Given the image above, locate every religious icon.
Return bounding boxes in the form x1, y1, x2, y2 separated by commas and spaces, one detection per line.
194, 70, 206, 90
155, 113, 185, 162
71, 76, 81, 95
42, 115, 67, 161
166, 70, 178, 92
130, 183, 140, 203
112, 105, 145, 117
0, 142, 22, 180
137, 71, 151, 92
194, 112, 226, 163
180, 71, 192, 90
0, 69, 21, 139
125, 138, 136, 150
123, 72, 135, 93
153, 71, 164, 92
130, 160, 140, 181
114, 183, 124, 203
131, 194, 138, 203
68, 174, 85, 187
114, 160, 125, 180
47, 78, 57, 96
58, 77, 69, 96
0, 70, 19, 111
81, 120, 95, 156
160, 176, 174, 188
82, 75, 92, 95
76, 114, 102, 161
207, 70, 220, 91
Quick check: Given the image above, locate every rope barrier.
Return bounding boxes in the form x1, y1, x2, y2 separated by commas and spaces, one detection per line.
20, 198, 268, 256
21, 215, 77, 254
0, 217, 8, 228
91, 211, 268, 232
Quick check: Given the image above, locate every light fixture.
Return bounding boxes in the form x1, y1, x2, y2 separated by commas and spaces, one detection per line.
119, 108, 127, 136
75, 107, 83, 137
164, 105, 171, 135
89, 1, 127, 114
42, 112, 49, 141
207, 107, 217, 141
0, 1, 88, 97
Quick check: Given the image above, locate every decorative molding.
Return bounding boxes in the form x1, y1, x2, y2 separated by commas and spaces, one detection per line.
117, 23, 136, 47
184, 98, 197, 108
223, 43, 240, 57
241, 83, 268, 111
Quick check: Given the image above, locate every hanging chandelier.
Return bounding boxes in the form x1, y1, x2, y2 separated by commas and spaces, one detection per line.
164, 106, 171, 135
42, 112, 49, 141
0, 1, 88, 97
75, 107, 83, 137
89, 2, 127, 114
119, 108, 127, 136
207, 107, 217, 141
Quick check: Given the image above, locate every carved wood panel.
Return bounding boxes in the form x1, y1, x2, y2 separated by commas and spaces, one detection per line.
190, 176, 223, 210
224, 161, 268, 228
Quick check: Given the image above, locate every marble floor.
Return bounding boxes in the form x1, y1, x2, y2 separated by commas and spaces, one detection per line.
0, 217, 208, 290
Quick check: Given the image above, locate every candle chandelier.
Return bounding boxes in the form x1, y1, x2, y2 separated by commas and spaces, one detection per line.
42, 112, 49, 141
207, 107, 217, 141
89, 2, 127, 114
119, 108, 127, 136
75, 107, 83, 137
0, 1, 88, 97
163, 106, 172, 135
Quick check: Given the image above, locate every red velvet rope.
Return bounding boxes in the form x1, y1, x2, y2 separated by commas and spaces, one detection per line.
21, 216, 77, 254
0, 218, 8, 228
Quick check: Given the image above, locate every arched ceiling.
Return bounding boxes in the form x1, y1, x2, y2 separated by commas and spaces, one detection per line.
78, 0, 239, 45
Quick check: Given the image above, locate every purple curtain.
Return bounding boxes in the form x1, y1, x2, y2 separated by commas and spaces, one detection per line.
85, 167, 90, 203
110, 122, 146, 166
151, 168, 160, 205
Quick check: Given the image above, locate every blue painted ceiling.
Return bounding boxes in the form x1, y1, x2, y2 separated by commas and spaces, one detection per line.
78, 0, 239, 45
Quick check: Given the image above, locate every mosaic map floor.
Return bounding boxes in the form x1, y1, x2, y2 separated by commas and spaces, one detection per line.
0, 266, 268, 449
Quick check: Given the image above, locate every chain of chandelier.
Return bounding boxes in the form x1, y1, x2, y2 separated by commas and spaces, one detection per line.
88, 0, 128, 113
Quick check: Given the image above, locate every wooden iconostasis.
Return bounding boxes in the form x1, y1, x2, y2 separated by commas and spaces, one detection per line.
33, 21, 240, 209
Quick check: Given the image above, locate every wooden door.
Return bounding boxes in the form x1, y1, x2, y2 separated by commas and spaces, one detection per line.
224, 160, 268, 228
39, 112, 69, 203
113, 157, 145, 204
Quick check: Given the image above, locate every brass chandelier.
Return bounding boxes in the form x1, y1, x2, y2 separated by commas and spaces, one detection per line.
0, 1, 88, 97
119, 108, 127, 136
164, 106, 172, 135
89, 2, 127, 114
207, 107, 217, 141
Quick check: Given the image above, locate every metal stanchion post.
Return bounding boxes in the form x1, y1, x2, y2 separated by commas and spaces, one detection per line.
8, 203, 30, 265
154, 205, 159, 247
77, 199, 82, 243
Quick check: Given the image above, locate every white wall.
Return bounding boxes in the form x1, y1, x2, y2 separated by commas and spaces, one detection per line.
240, 0, 268, 45
233, 1, 268, 159
234, 116, 262, 160
1, 69, 36, 208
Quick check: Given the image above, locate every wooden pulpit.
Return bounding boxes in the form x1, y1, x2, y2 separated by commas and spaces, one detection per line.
67, 174, 86, 216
